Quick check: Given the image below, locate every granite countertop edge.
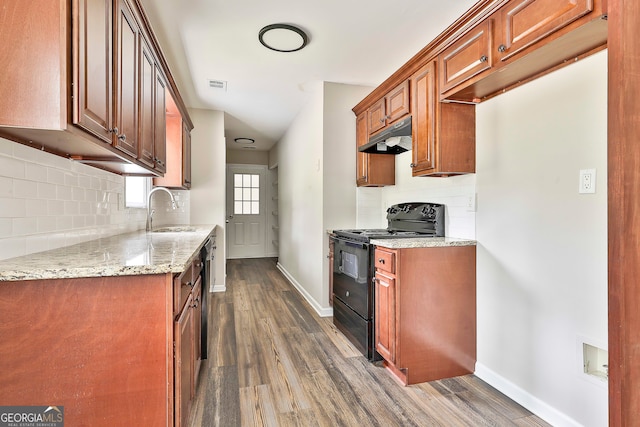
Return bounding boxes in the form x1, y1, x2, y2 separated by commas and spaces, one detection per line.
0, 225, 217, 282
370, 236, 477, 249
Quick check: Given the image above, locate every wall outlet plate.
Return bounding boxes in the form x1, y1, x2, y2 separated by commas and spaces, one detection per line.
579, 169, 596, 194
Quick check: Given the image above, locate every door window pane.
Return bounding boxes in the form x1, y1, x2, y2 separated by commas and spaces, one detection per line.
233, 173, 260, 214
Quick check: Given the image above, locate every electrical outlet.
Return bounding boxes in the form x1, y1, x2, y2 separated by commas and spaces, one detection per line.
579, 169, 596, 194
466, 194, 476, 212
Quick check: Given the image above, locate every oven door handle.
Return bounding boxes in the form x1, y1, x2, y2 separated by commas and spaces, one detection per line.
343, 240, 368, 250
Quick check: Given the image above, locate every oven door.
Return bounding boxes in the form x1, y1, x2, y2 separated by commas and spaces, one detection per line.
331, 237, 372, 319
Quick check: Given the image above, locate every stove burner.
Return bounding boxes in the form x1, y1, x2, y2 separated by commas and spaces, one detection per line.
333, 202, 444, 243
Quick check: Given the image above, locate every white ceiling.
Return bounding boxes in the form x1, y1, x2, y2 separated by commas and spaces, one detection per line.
138, 0, 479, 151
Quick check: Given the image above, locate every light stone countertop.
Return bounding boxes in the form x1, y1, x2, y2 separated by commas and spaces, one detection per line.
370, 236, 476, 249
0, 225, 216, 282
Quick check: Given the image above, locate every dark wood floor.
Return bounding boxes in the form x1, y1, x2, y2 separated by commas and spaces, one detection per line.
188, 258, 551, 427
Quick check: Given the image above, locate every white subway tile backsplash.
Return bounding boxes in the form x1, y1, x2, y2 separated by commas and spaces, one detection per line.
0, 218, 12, 238
47, 200, 65, 216
47, 168, 66, 185
0, 139, 13, 156
0, 138, 188, 261
12, 217, 37, 235
13, 179, 38, 199
37, 182, 57, 199
0, 156, 26, 179
56, 185, 73, 201
0, 237, 26, 259
37, 216, 57, 233
57, 215, 73, 230
0, 198, 27, 218
26, 199, 48, 217
0, 177, 13, 197
64, 173, 78, 187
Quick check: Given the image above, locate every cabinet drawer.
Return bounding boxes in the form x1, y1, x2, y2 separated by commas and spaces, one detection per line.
374, 248, 396, 274
174, 264, 194, 316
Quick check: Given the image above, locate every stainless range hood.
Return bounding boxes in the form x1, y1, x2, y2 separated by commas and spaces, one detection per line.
358, 116, 412, 154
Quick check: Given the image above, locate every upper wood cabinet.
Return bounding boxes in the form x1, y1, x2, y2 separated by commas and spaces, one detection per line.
74, 0, 113, 144
114, 0, 140, 158
356, 112, 395, 187
154, 93, 192, 189
367, 81, 410, 136
411, 62, 475, 177
496, 0, 595, 63
439, 0, 607, 102
0, 0, 191, 177
439, 19, 494, 95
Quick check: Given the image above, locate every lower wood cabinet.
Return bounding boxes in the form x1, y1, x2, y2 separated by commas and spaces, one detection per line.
0, 259, 205, 427
374, 245, 476, 385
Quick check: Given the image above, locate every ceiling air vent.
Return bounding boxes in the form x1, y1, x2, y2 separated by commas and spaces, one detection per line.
208, 80, 227, 91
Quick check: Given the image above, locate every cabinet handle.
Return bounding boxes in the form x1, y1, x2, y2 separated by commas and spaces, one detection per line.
479, 55, 488, 63
498, 44, 506, 53
186, 281, 194, 289
345, 291, 350, 297
378, 258, 385, 264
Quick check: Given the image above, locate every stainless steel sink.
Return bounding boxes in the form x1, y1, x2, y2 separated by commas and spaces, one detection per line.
151, 226, 197, 233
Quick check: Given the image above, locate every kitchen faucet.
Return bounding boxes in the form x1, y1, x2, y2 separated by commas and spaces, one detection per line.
146, 186, 177, 231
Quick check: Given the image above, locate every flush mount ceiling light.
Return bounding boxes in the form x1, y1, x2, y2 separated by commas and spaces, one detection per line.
234, 137, 255, 144
258, 24, 309, 53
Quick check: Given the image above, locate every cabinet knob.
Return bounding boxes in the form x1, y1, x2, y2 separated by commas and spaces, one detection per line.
378, 258, 385, 264
110, 127, 119, 134
118, 133, 126, 141
409, 163, 416, 168
498, 44, 506, 53
345, 291, 350, 297
479, 55, 488, 63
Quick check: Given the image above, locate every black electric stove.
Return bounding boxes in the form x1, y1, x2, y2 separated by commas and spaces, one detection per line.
330, 202, 445, 360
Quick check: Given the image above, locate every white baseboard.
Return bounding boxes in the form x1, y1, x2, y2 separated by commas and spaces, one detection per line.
475, 363, 581, 427
211, 284, 226, 293
276, 262, 333, 318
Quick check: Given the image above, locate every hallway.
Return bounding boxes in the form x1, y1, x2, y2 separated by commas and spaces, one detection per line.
188, 258, 550, 426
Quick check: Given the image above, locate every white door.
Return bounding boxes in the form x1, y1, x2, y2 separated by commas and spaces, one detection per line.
226, 165, 267, 259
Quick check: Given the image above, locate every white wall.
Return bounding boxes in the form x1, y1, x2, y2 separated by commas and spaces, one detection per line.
0, 137, 148, 260
188, 108, 226, 288
277, 82, 372, 313
475, 50, 608, 426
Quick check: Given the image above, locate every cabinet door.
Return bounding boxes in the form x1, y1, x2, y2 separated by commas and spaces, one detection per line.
138, 34, 155, 167
114, 0, 139, 157
74, 0, 113, 143
375, 271, 396, 363
192, 277, 202, 389
355, 112, 369, 186
411, 62, 437, 175
154, 71, 167, 174
367, 98, 386, 135
182, 122, 192, 188
386, 80, 410, 124
439, 19, 493, 94
497, 0, 594, 62
174, 294, 193, 427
